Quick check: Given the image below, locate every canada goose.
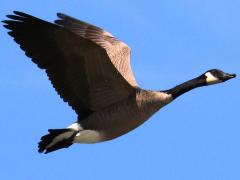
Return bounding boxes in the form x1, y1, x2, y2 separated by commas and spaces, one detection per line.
2, 11, 236, 154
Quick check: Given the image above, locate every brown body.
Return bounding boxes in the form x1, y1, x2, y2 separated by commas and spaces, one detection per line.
79, 89, 172, 142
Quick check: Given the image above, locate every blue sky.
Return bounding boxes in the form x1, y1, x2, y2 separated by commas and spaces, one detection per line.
0, 0, 239, 179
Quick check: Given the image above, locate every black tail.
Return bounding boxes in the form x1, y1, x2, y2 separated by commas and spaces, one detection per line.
38, 129, 77, 154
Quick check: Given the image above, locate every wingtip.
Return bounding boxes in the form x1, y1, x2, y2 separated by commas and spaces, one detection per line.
6, 14, 13, 19
56, 12, 64, 18
12, 11, 34, 19
13, 11, 22, 15
1, 20, 7, 24
56, 12, 71, 20
2, 21, 13, 31
2, 24, 9, 29
13, 11, 24, 15
2, 15, 14, 24
54, 19, 64, 25
4, 11, 28, 20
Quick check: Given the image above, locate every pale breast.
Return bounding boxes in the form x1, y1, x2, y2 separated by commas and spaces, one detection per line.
80, 89, 172, 141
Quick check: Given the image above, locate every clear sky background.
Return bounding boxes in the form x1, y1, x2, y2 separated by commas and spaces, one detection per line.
0, 1, 239, 180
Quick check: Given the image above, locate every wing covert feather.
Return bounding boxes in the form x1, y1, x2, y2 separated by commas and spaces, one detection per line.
3, 11, 135, 119
55, 13, 138, 87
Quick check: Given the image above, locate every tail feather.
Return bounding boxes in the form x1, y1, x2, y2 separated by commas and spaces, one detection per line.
38, 129, 77, 154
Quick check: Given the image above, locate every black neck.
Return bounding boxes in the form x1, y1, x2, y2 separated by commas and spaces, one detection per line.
163, 75, 207, 99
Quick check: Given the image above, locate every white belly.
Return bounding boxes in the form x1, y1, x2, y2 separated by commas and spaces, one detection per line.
73, 130, 104, 144
68, 123, 104, 143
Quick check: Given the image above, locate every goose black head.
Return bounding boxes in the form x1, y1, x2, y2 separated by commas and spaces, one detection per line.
204, 69, 236, 85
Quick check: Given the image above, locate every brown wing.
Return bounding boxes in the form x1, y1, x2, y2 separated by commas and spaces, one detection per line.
3, 11, 135, 119
55, 13, 138, 87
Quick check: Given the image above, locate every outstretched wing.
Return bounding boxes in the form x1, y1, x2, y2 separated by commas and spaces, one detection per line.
3, 11, 135, 119
55, 13, 138, 87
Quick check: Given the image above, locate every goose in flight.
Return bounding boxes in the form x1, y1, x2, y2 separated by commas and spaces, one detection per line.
2, 11, 236, 154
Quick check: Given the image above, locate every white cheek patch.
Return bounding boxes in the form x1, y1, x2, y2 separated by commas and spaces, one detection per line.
205, 72, 222, 84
